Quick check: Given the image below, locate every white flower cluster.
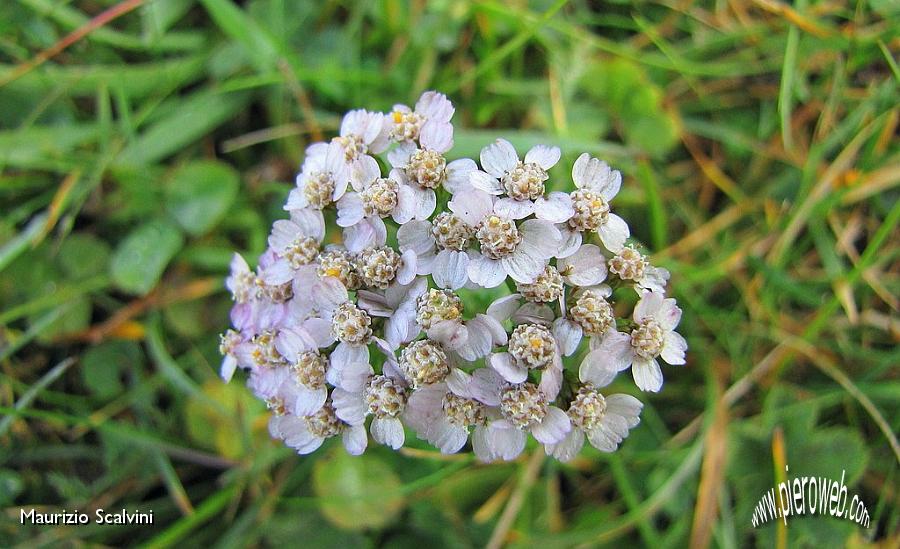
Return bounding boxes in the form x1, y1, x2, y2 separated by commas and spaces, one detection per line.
219, 91, 687, 462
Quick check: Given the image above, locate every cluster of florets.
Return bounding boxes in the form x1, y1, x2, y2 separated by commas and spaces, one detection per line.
220, 92, 687, 462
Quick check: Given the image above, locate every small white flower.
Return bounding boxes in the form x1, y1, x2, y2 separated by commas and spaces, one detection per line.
416, 288, 507, 360
332, 359, 410, 449
580, 291, 686, 392
388, 91, 455, 144
334, 109, 390, 164
557, 153, 629, 257
269, 399, 368, 456
258, 208, 326, 286
608, 245, 670, 294
545, 386, 642, 462
396, 213, 475, 290
469, 139, 573, 223
357, 276, 427, 349
449, 189, 561, 287
285, 141, 351, 211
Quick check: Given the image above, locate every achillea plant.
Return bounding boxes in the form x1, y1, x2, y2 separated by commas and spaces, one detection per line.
219, 91, 686, 462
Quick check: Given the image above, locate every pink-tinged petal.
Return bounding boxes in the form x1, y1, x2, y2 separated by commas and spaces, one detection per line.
580, 350, 622, 388
501, 250, 542, 284
276, 327, 316, 362
468, 368, 503, 405
329, 341, 369, 371
430, 420, 469, 454
384, 309, 415, 349
633, 291, 664, 323
533, 192, 574, 223
556, 226, 582, 258
342, 424, 368, 455
656, 297, 682, 330
415, 90, 454, 123
472, 424, 491, 462
661, 331, 687, 365
524, 144, 561, 170
597, 213, 629, 253
480, 138, 519, 178
531, 406, 571, 444
486, 293, 522, 323
539, 356, 563, 400
468, 170, 503, 195
387, 141, 416, 168
336, 360, 373, 393
343, 220, 375, 253
357, 290, 391, 317
284, 421, 325, 454
445, 368, 472, 397
605, 394, 643, 428
478, 313, 509, 346
432, 249, 469, 290
397, 249, 418, 285
427, 319, 468, 350
269, 219, 297, 252
600, 412, 630, 440
545, 429, 585, 462
259, 258, 293, 286
519, 219, 561, 259
293, 386, 327, 416
552, 318, 583, 356
482, 421, 526, 462
313, 276, 348, 312
494, 197, 535, 220
489, 352, 527, 383
332, 388, 368, 425
302, 318, 334, 348
559, 244, 607, 287
449, 188, 494, 225
410, 185, 436, 220
397, 219, 435, 255
585, 426, 618, 452
403, 383, 446, 433
371, 417, 405, 449
284, 186, 309, 210
445, 158, 477, 194
290, 208, 326, 241
632, 357, 663, 392
467, 254, 507, 288
392, 185, 417, 224
640, 265, 670, 293
220, 355, 237, 382
336, 192, 365, 227
420, 121, 453, 153
512, 302, 555, 326
350, 153, 380, 191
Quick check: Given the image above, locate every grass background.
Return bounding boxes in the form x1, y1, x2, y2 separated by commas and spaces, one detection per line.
1, 0, 898, 547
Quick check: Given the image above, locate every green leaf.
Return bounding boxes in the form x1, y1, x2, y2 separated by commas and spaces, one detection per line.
56, 233, 111, 280
165, 160, 240, 235
81, 341, 143, 399
110, 219, 184, 295
312, 448, 406, 531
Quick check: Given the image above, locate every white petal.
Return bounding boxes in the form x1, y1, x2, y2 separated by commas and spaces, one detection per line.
445, 158, 477, 194
410, 185, 436, 220
468, 368, 503, 405
486, 293, 522, 323
597, 213, 629, 253
519, 219, 561, 259
531, 406, 571, 444
284, 186, 309, 211
313, 277, 348, 312
397, 219, 436, 255
336, 193, 365, 227
633, 291, 664, 323
586, 427, 618, 452
343, 220, 375, 253
331, 389, 368, 425
432, 249, 469, 290
524, 144, 561, 170
533, 192, 574, 223
420, 121, 453, 153
415, 91, 454, 123
293, 386, 327, 416
656, 297, 683, 330
579, 350, 621, 388
275, 327, 316, 362
559, 244, 607, 287
494, 197, 534, 220
552, 318, 582, 356
350, 153, 380, 191
556, 226, 582, 258
260, 258, 293, 286
397, 249, 418, 285
512, 302, 555, 326
427, 319, 468, 350
455, 317, 496, 361
545, 429, 585, 462
302, 318, 335, 348
501, 249, 542, 283
469, 170, 503, 195
538, 356, 563, 400
387, 141, 416, 168
639, 265, 670, 293
661, 331, 687, 365
480, 138, 518, 178
605, 394, 643, 428
431, 420, 469, 454
449, 188, 494, 226
571, 153, 594, 189
371, 417, 405, 449
220, 355, 237, 382
342, 424, 368, 455
467, 254, 507, 288
489, 352, 527, 383
479, 313, 509, 346
484, 422, 526, 461
632, 357, 664, 392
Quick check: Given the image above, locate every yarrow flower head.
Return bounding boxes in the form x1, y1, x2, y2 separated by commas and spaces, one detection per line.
221, 90, 686, 462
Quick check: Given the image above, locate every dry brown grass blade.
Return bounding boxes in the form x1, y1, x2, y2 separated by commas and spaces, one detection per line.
772, 427, 788, 549
486, 450, 545, 549
689, 383, 730, 549
0, 0, 146, 87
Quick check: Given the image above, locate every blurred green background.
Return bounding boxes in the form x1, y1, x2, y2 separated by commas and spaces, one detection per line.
1, 0, 898, 547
